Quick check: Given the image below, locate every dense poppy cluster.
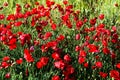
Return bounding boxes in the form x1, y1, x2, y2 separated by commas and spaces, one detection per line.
0, 0, 120, 80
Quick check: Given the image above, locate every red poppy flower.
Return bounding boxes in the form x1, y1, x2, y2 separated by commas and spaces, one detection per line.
102, 39, 108, 47
36, 57, 49, 69
76, 20, 83, 30
75, 34, 80, 40
111, 52, 116, 59
14, 21, 22, 27
99, 14, 104, 20
7, 14, 16, 21
79, 50, 86, 57
116, 63, 120, 69
56, 34, 65, 41
2, 56, 10, 61
78, 57, 85, 64
8, 38, 17, 45
95, 61, 102, 68
66, 19, 72, 28
110, 70, 120, 79
24, 49, 34, 63
0, 14, 5, 20
35, 1, 39, 5
75, 45, 80, 52
99, 72, 107, 78
1, 62, 9, 68
34, 40, 40, 46
62, 15, 69, 22
24, 3, 30, 8
87, 44, 99, 53
112, 26, 117, 32
46, 0, 55, 7
102, 47, 110, 54
19, 34, 31, 46
39, 57, 49, 66
52, 75, 60, 80
51, 23, 57, 30
54, 60, 65, 70
52, 52, 61, 60
36, 61, 44, 69
64, 54, 71, 62
65, 65, 75, 74
90, 18, 96, 25
84, 62, 89, 68
83, 18, 88, 23
8, 37, 17, 50
30, 46, 34, 52
9, 44, 17, 50
5, 73, 10, 79
43, 32, 52, 40
41, 45, 48, 52
63, 0, 68, 5
16, 58, 23, 64
0, 35, 6, 41
95, 55, 100, 60
3, 2, 8, 7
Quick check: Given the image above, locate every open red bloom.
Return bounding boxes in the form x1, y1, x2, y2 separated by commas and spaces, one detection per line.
52, 52, 61, 60
76, 20, 83, 30
116, 63, 120, 69
99, 72, 107, 78
5, 73, 11, 79
1, 62, 9, 68
64, 54, 71, 62
2, 56, 10, 61
90, 18, 96, 25
35, 1, 39, 5
24, 49, 34, 63
46, 0, 55, 7
16, 58, 23, 64
78, 57, 85, 64
63, 0, 68, 5
40, 57, 49, 66
14, 21, 22, 27
75, 45, 80, 52
87, 44, 99, 53
52, 75, 60, 80
102, 47, 110, 54
99, 14, 104, 20
84, 62, 89, 68
43, 32, 52, 40
36, 61, 44, 69
79, 50, 86, 57
19, 33, 31, 46
56, 34, 65, 41
95, 61, 102, 68
75, 34, 80, 40
51, 23, 57, 30
36, 57, 49, 69
62, 15, 69, 22
0, 14, 5, 20
64, 65, 75, 75
9, 44, 17, 50
110, 70, 120, 80
54, 60, 65, 70
8, 38, 17, 50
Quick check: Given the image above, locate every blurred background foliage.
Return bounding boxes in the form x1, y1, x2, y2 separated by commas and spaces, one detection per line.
0, 0, 120, 31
